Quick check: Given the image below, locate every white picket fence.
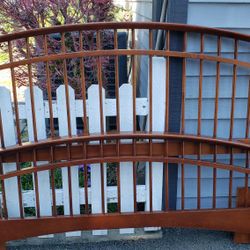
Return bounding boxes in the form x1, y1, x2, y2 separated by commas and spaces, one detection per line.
0, 57, 166, 237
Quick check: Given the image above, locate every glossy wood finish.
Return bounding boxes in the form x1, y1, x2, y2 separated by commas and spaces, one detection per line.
234, 188, 250, 243
0, 22, 249, 247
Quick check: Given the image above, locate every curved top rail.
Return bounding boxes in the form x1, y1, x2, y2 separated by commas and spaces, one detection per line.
0, 132, 249, 155
0, 22, 250, 43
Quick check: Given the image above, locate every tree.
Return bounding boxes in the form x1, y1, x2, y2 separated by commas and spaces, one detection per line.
0, 0, 131, 97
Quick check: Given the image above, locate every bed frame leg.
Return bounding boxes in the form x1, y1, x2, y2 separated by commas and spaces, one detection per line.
234, 187, 250, 244
0, 242, 6, 250
234, 233, 250, 244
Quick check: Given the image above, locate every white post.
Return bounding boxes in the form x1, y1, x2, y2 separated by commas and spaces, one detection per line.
88, 84, 107, 235
0, 87, 20, 217
57, 85, 80, 237
119, 83, 135, 234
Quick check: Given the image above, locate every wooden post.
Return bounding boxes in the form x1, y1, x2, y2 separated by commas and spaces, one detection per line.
0, 242, 6, 250
234, 187, 250, 243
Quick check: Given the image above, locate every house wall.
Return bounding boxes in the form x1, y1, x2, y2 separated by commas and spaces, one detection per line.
114, 0, 152, 99
114, 0, 250, 210
176, 0, 250, 209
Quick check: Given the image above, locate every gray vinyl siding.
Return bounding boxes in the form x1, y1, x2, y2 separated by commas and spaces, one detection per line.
115, 0, 250, 210
176, 0, 250, 210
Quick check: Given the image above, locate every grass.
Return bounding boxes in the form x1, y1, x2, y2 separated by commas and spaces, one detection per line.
0, 51, 8, 64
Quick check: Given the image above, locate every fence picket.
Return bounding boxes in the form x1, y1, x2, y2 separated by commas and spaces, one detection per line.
119, 84, 135, 234
57, 85, 80, 237
145, 57, 166, 231
0, 87, 20, 218
88, 84, 107, 235
25, 86, 53, 237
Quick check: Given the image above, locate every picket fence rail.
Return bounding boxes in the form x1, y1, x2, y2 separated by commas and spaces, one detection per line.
0, 57, 166, 236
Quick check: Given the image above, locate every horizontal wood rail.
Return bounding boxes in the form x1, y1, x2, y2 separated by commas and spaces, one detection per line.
0, 133, 249, 163
0, 22, 249, 247
1, 209, 250, 244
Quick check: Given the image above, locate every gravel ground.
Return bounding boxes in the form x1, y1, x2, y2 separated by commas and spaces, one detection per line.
7, 229, 250, 250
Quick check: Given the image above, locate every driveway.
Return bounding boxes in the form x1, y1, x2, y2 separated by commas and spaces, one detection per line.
8, 228, 250, 250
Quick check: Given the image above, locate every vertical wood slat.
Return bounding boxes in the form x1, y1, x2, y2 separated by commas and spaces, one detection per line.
165, 157, 169, 211
66, 144, 73, 216
165, 30, 170, 133
230, 39, 239, 210
81, 142, 89, 214
212, 36, 221, 209
245, 151, 249, 207
119, 84, 134, 234
245, 81, 250, 206
26, 37, 38, 143
213, 144, 217, 209
0, 87, 20, 218
229, 39, 238, 140
114, 29, 121, 214
50, 146, 57, 217
43, 35, 55, 138
246, 81, 250, 139
164, 31, 170, 211
181, 32, 187, 134
213, 36, 221, 138
197, 33, 204, 136
197, 143, 201, 209
96, 30, 104, 135
131, 29, 136, 133
8, 41, 22, 146
149, 30, 153, 213
61, 32, 72, 137
96, 30, 105, 218
79, 31, 88, 135
32, 149, 40, 218
133, 161, 137, 213
181, 141, 185, 210
196, 33, 204, 210
88, 84, 107, 236
57, 85, 80, 237
229, 147, 234, 208
84, 164, 89, 214
131, 28, 138, 220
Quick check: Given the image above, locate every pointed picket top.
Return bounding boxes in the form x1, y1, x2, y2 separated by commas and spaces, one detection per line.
119, 83, 133, 132
24, 86, 46, 141
0, 86, 20, 218
0, 87, 17, 147
119, 83, 134, 234
87, 84, 107, 235
56, 85, 77, 136
88, 84, 106, 134
56, 84, 80, 237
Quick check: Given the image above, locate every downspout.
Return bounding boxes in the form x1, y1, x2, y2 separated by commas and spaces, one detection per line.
166, 0, 188, 210
153, 0, 188, 211
155, 0, 168, 50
